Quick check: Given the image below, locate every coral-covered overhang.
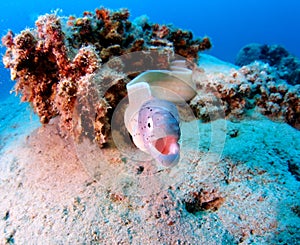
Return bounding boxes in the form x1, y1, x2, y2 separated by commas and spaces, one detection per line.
2, 7, 211, 146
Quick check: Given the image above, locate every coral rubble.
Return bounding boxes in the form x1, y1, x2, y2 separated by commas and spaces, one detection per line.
184, 187, 225, 213
2, 8, 211, 146
240, 62, 300, 128
229, 44, 300, 128
235, 43, 300, 85
191, 59, 300, 129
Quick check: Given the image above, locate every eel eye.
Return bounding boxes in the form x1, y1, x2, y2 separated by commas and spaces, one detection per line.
147, 118, 153, 129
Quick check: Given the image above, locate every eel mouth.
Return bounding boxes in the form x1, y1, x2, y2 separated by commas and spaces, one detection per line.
153, 135, 179, 155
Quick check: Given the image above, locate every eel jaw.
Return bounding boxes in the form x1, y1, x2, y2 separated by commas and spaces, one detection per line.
153, 135, 179, 155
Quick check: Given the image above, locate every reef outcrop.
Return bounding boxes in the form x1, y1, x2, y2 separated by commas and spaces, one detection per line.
3, 7, 299, 147
2, 8, 211, 146
191, 59, 300, 129
235, 43, 300, 86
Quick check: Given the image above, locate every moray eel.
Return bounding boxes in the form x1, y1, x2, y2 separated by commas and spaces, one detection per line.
124, 60, 196, 167
138, 98, 181, 166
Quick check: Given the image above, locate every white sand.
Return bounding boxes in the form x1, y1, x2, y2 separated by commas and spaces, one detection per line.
0, 58, 299, 244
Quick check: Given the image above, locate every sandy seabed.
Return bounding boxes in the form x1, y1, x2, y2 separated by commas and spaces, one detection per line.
0, 62, 300, 244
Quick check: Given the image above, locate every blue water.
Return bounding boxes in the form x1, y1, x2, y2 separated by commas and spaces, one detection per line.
0, 0, 299, 100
